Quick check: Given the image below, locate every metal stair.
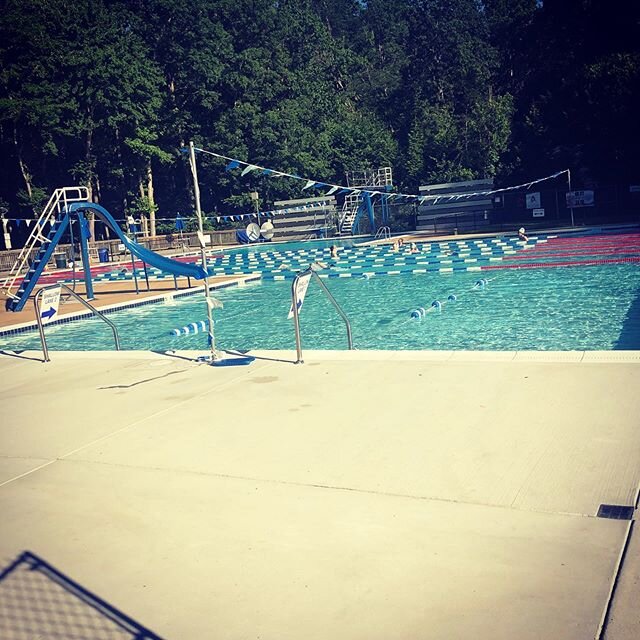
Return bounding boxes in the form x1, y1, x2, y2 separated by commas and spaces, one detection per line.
339, 193, 361, 235
339, 167, 393, 235
2, 187, 88, 311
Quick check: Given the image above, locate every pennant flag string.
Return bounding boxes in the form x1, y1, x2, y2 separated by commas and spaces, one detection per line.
196, 147, 365, 197
195, 146, 569, 206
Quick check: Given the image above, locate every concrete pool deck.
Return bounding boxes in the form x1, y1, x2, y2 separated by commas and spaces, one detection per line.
1, 349, 639, 639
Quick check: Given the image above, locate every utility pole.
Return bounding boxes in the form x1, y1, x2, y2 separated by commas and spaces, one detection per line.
188, 141, 218, 362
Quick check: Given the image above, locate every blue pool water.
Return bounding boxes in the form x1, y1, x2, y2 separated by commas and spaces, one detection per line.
3, 262, 640, 352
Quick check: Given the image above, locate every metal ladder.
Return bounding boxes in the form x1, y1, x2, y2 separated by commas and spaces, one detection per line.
34, 283, 120, 362
374, 226, 391, 240
290, 265, 354, 364
339, 193, 361, 234
2, 187, 89, 307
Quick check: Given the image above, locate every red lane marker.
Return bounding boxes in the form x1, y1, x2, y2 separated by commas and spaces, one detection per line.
482, 257, 640, 270
505, 249, 640, 261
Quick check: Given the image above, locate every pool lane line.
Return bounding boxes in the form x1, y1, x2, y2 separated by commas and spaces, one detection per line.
482, 257, 640, 270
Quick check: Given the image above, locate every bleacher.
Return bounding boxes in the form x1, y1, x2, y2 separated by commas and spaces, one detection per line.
271, 196, 337, 241
416, 179, 494, 234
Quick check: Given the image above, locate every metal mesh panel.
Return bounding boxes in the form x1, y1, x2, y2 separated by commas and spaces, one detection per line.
0, 552, 162, 640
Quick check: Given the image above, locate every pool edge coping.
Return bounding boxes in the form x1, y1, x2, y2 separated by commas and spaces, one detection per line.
0, 273, 262, 338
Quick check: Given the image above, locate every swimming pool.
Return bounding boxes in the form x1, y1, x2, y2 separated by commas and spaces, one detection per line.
3, 258, 639, 352
221, 236, 372, 255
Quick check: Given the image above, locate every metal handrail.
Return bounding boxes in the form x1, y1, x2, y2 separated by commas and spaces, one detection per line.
34, 283, 120, 362
374, 226, 391, 240
338, 193, 360, 233
290, 265, 353, 364
2, 187, 89, 298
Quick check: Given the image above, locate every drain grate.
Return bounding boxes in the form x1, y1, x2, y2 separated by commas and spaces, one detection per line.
597, 504, 635, 520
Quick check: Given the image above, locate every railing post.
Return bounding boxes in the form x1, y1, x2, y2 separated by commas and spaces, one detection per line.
33, 289, 50, 363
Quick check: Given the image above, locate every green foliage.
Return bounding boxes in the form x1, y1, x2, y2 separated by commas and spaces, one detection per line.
125, 194, 157, 219
0, 0, 636, 227
17, 186, 49, 215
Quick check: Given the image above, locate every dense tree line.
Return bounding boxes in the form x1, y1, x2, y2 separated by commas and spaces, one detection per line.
0, 0, 638, 233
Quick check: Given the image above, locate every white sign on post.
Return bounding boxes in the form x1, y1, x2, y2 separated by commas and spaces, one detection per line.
288, 273, 312, 319
41, 287, 61, 324
532, 208, 545, 217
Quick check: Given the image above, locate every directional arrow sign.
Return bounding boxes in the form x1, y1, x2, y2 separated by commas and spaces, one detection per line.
41, 287, 61, 324
41, 306, 57, 320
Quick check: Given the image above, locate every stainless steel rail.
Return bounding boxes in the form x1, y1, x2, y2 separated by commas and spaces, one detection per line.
34, 283, 121, 362
291, 265, 353, 364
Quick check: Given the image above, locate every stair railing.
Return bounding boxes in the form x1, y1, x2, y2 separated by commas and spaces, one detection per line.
2, 187, 89, 300
34, 283, 120, 362
374, 226, 391, 240
338, 193, 360, 234
290, 264, 353, 364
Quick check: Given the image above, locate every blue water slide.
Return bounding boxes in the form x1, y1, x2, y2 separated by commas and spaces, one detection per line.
67, 203, 207, 279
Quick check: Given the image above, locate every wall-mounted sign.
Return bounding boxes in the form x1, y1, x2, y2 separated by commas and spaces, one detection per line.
525, 192, 541, 209
532, 208, 545, 217
566, 190, 595, 207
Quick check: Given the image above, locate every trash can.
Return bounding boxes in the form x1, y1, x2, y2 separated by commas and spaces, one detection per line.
54, 253, 67, 269
98, 247, 110, 263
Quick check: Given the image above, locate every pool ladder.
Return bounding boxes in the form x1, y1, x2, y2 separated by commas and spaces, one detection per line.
34, 283, 121, 362
291, 265, 353, 364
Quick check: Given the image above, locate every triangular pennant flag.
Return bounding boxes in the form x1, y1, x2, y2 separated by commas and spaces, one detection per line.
262, 169, 274, 176
325, 186, 339, 195
18, 219, 24, 227
302, 180, 316, 190
225, 160, 240, 171
241, 164, 259, 176
216, 217, 221, 223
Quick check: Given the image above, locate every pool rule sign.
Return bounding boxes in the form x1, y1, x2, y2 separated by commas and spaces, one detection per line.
40, 286, 61, 324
